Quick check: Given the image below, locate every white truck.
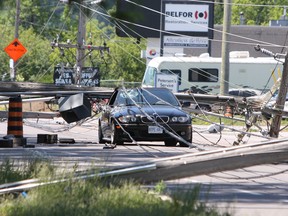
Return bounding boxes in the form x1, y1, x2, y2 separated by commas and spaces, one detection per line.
141, 52, 283, 94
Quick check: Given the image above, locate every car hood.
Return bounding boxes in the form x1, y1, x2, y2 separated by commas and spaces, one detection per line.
111, 105, 189, 117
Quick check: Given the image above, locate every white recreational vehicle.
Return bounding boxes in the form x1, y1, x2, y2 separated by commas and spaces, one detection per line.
142, 52, 283, 94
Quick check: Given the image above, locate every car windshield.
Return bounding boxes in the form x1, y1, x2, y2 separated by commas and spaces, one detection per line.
114, 88, 180, 106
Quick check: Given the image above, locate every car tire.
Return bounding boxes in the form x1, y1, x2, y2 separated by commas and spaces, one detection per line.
98, 121, 105, 144
111, 121, 123, 145
164, 139, 177, 146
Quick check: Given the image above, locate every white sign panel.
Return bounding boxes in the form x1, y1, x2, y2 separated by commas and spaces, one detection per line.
156, 74, 178, 93
163, 36, 208, 47
165, 4, 209, 32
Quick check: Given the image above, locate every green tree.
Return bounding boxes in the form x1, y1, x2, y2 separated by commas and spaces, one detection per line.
209, 0, 288, 25
0, 25, 55, 82
104, 37, 146, 83
232, 0, 272, 25
1, 0, 63, 37
268, 0, 288, 21
50, 18, 147, 84
214, 0, 224, 24
0, 24, 14, 81
17, 28, 54, 82
0, 1, 151, 85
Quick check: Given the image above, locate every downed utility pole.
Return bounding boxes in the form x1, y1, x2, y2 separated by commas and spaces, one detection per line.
1, 138, 288, 193
255, 45, 288, 138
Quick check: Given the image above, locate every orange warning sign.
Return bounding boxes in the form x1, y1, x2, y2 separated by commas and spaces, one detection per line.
4, 38, 27, 62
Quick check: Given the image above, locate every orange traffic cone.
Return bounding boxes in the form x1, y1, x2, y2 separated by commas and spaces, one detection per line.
7, 96, 23, 138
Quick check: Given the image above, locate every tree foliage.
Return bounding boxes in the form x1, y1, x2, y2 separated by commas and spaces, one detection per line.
0, 0, 146, 83
1, 0, 288, 83
214, 0, 224, 24
0, 25, 52, 82
214, 0, 288, 25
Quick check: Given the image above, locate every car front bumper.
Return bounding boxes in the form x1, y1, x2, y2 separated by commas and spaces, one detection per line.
115, 123, 192, 142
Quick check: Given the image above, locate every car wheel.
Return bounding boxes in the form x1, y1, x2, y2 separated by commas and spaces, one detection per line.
98, 121, 105, 144
111, 121, 123, 145
164, 139, 177, 146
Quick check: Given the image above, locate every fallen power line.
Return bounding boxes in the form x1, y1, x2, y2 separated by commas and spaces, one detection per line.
1, 138, 288, 195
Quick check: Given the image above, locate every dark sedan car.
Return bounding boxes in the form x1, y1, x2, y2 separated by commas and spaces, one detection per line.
98, 87, 192, 147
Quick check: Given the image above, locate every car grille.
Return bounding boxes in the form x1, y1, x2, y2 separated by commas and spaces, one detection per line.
141, 116, 169, 123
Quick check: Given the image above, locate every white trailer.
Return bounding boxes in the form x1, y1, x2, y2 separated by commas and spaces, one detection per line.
141, 52, 283, 94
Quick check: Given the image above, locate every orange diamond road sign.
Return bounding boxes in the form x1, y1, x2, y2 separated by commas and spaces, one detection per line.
4, 38, 27, 62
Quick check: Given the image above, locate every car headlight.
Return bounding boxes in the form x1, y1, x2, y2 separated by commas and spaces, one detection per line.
171, 116, 189, 123
171, 117, 178, 122
118, 115, 137, 123
178, 116, 189, 123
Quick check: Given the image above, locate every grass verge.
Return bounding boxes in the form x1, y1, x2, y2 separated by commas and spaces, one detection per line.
0, 159, 231, 216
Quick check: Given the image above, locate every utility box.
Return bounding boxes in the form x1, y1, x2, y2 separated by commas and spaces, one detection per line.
58, 93, 91, 123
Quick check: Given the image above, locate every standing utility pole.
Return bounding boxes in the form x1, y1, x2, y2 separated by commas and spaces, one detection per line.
75, 4, 86, 85
15, 0, 20, 38
51, 0, 109, 85
220, 0, 232, 95
12, 0, 21, 81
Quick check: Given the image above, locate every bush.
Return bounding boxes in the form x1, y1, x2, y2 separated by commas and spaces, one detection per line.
0, 160, 231, 216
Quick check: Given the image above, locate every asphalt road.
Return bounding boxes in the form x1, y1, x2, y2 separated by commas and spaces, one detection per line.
0, 118, 288, 216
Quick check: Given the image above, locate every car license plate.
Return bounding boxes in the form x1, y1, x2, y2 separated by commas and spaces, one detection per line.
148, 126, 163, 134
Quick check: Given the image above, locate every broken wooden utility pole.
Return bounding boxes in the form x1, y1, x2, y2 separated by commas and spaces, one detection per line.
255, 45, 288, 138
269, 53, 288, 138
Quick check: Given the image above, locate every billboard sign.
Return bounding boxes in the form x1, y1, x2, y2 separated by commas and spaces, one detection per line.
164, 3, 209, 32
116, 0, 214, 39
54, 67, 100, 87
